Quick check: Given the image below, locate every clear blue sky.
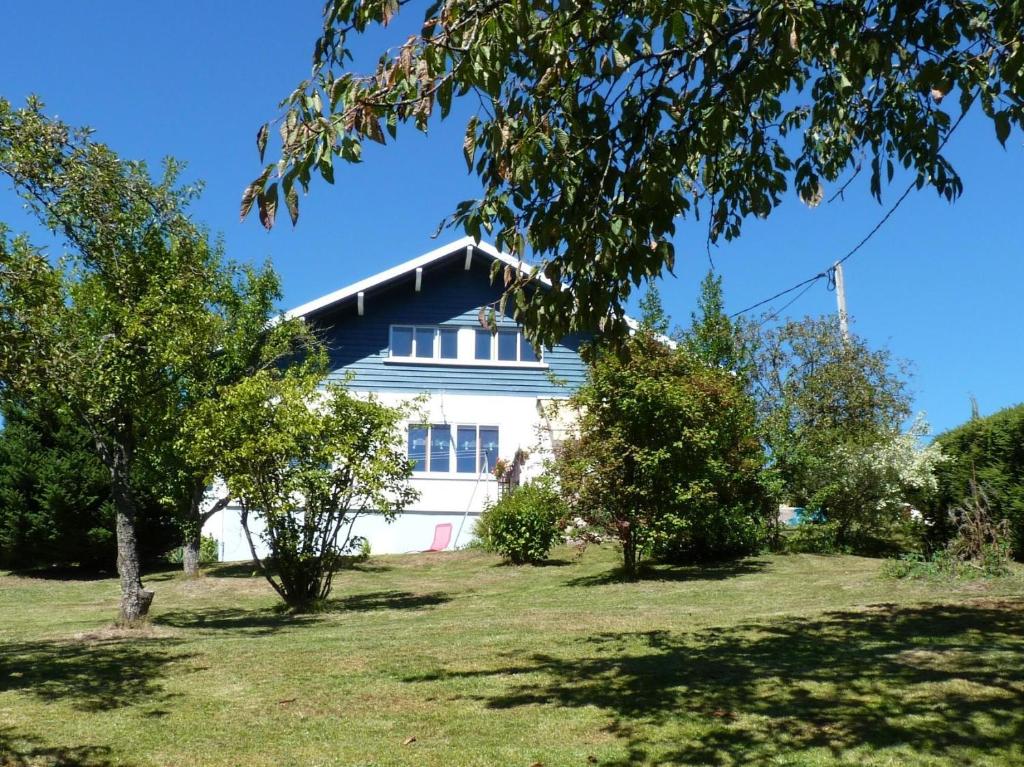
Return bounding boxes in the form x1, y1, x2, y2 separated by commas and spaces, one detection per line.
2, 2, 1021, 436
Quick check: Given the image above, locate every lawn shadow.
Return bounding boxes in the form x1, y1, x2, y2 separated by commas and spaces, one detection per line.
154, 606, 316, 635
492, 558, 575, 569
567, 558, 770, 586
7, 565, 114, 581
0, 726, 118, 767
0, 636, 192, 713
328, 590, 451, 612
403, 598, 1024, 765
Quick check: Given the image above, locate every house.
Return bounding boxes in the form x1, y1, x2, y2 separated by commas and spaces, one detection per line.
203, 237, 589, 559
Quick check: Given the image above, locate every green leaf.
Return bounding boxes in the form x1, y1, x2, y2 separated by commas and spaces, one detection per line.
994, 111, 1010, 147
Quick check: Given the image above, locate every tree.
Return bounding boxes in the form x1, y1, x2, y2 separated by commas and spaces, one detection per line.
0, 396, 178, 570
684, 270, 747, 372
748, 315, 912, 545
555, 331, 773, 578
0, 99, 275, 622
930, 403, 1024, 560
154, 263, 312, 578
185, 361, 418, 610
246, 1, 1023, 346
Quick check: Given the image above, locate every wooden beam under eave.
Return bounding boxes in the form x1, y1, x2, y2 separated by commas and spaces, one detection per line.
415, 267, 423, 292
357, 291, 365, 316
464, 245, 473, 270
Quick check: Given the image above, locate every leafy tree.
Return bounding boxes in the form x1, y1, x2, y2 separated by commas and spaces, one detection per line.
637, 284, 669, 336
555, 331, 773, 578
748, 315, 912, 545
684, 270, 747, 372
0, 397, 178, 570
247, 0, 1023, 346
929, 403, 1024, 560
185, 361, 418, 610
0, 99, 285, 622
156, 264, 312, 578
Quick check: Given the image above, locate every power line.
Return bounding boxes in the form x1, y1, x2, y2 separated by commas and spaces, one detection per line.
730, 108, 970, 323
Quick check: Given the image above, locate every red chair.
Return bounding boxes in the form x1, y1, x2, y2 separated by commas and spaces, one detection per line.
425, 523, 452, 552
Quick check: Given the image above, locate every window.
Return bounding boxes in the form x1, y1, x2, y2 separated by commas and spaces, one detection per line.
390, 325, 460, 361
439, 328, 458, 359
409, 424, 499, 474
391, 325, 542, 365
473, 328, 541, 364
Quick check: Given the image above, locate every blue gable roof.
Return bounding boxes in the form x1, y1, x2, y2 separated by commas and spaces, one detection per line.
299, 242, 587, 397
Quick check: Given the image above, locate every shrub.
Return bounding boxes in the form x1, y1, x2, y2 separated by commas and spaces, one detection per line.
477, 482, 564, 564
166, 535, 220, 565
784, 520, 844, 554
930, 403, 1024, 560
885, 483, 1014, 579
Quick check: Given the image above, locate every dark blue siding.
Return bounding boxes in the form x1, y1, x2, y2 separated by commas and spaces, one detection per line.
306, 256, 587, 396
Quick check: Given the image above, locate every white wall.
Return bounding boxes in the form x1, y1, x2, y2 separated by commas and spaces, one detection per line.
202, 390, 568, 558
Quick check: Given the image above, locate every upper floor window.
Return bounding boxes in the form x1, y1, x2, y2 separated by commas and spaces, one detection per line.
389, 324, 543, 366
474, 328, 539, 363
390, 325, 459, 360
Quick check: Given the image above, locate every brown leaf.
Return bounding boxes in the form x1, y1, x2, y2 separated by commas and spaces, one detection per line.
402, 736, 417, 746
277, 697, 296, 705
930, 88, 945, 104
239, 183, 258, 222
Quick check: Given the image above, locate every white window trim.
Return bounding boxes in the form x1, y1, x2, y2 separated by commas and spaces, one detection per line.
388, 324, 547, 368
407, 423, 500, 477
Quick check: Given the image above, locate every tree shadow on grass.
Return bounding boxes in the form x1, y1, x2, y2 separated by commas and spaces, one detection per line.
155, 590, 450, 634
567, 558, 770, 586
327, 590, 451, 612
203, 559, 393, 580
0, 637, 192, 713
0, 726, 119, 767
404, 598, 1024, 765
154, 607, 317, 636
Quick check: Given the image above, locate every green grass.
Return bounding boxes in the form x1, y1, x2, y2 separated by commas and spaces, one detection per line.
2, 547, 1024, 766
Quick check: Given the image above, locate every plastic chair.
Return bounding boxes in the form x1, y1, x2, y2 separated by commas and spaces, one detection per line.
425, 523, 452, 552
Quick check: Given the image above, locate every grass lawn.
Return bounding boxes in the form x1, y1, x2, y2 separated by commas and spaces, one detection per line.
2, 547, 1023, 767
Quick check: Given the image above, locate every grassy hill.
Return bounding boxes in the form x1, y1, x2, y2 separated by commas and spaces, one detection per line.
2, 547, 1023, 766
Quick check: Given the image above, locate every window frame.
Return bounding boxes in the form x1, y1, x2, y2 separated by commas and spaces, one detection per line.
408, 423, 500, 476
388, 324, 545, 367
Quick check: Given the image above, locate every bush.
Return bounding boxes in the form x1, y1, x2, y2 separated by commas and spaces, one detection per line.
885, 483, 1014, 579
784, 521, 844, 554
477, 482, 564, 564
930, 403, 1024, 560
166, 535, 220, 565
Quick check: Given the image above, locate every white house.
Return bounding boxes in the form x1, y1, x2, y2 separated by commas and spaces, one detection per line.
203, 237, 589, 559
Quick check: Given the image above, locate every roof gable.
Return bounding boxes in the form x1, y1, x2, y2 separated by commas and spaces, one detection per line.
285, 237, 544, 321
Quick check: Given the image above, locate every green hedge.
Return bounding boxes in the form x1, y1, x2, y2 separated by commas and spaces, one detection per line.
930, 404, 1024, 561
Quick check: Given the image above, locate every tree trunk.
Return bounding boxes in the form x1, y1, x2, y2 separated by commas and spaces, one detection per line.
182, 530, 201, 578
621, 529, 639, 580
182, 482, 206, 578
111, 460, 152, 625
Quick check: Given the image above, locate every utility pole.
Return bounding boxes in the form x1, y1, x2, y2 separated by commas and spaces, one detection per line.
834, 261, 849, 341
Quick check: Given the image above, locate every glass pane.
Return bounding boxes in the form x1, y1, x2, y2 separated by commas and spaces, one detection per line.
430, 425, 451, 472
479, 427, 499, 472
456, 426, 477, 473
392, 326, 413, 357
497, 330, 518, 361
519, 335, 538, 362
408, 425, 427, 471
414, 327, 435, 358
439, 328, 458, 359
475, 329, 492, 360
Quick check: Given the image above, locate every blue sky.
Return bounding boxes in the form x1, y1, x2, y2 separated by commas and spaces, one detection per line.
2, 2, 1021, 436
